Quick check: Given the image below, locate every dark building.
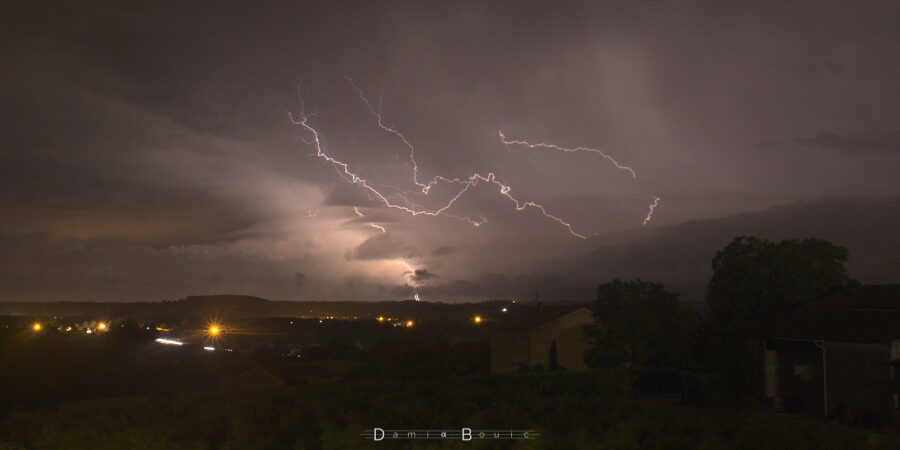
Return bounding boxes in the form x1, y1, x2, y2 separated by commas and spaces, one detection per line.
748, 285, 900, 425
490, 305, 593, 374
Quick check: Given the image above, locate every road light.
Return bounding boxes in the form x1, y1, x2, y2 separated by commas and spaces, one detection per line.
32, 323, 41, 332
473, 316, 483, 324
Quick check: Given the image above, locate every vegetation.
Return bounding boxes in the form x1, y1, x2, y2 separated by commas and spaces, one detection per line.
2, 370, 897, 449
584, 280, 698, 370
706, 236, 858, 325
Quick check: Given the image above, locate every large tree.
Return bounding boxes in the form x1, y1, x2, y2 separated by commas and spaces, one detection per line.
706, 236, 858, 325
585, 279, 698, 369
704, 236, 858, 399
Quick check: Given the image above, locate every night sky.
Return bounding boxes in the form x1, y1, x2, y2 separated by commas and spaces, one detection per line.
2, 1, 899, 302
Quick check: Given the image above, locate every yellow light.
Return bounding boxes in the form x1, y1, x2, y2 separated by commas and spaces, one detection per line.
33, 323, 41, 331
98, 322, 107, 330
501, 307, 508, 312
377, 316, 385, 322
473, 316, 482, 324
209, 326, 220, 335
406, 320, 414, 327
65, 326, 72, 332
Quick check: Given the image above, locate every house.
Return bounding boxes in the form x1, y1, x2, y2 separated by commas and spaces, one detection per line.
747, 285, 900, 425
490, 305, 593, 374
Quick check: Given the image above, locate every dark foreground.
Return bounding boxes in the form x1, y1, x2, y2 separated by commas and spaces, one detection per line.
2, 370, 898, 449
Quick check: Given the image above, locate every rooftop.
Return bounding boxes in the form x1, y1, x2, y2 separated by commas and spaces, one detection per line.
491, 305, 591, 332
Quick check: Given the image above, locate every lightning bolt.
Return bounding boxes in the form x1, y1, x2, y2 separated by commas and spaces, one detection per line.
498, 130, 637, 179
353, 206, 387, 233
642, 196, 660, 226
291, 81, 659, 239
396, 259, 421, 301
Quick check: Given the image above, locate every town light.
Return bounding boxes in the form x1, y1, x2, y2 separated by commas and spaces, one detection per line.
98, 322, 107, 330
406, 320, 414, 327
377, 316, 385, 322
209, 325, 220, 335
32, 323, 41, 331
473, 316, 483, 324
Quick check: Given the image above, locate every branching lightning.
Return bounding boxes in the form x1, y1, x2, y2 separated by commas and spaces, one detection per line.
498, 131, 637, 179
290, 80, 661, 241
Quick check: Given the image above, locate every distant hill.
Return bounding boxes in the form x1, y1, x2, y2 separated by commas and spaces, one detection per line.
0, 295, 541, 322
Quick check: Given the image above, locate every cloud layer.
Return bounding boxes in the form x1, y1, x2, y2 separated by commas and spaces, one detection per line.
2, 1, 899, 302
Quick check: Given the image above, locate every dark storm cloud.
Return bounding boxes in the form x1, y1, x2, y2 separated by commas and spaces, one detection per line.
794, 129, 900, 156
823, 60, 846, 74
2, 0, 899, 302
410, 269, 437, 282
431, 246, 455, 256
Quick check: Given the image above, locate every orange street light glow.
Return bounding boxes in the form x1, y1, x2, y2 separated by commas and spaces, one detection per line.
33, 323, 41, 331
209, 326, 220, 335
98, 323, 107, 330
406, 320, 414, 327
473, 316, 483, 324
377, 316, 385, 322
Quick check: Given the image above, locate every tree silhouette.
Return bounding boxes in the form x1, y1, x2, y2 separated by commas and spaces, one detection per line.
706, 236, 858, 325
585, 279, 698, 369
